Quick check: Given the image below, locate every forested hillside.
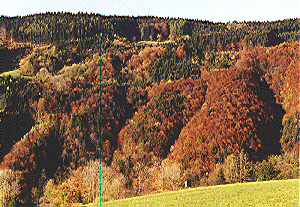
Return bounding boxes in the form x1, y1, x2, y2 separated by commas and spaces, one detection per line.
0, 13, 299, 206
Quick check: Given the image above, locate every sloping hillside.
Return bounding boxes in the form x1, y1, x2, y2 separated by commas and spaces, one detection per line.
90, 179, 299, 207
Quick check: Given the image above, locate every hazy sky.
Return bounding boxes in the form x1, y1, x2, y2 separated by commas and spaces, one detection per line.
0, 0, 299, 22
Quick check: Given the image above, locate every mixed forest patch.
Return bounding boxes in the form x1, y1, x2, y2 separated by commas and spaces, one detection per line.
0, 13, 299, 206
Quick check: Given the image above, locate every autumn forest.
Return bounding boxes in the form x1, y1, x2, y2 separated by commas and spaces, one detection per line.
0, 13, 299, 206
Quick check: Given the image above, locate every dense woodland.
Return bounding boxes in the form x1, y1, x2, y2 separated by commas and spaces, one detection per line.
0, 13, 299, 206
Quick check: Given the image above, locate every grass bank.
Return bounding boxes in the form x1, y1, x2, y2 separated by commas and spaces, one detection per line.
85, 179, 299, 206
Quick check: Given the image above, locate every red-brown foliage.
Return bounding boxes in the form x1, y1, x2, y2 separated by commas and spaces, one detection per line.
176, 43, 187, 58
169, 67, 283, 180
235, 42, 300, 154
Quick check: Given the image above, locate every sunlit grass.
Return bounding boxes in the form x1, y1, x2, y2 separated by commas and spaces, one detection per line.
85, 179, 299, 207
0, 69, 32, 79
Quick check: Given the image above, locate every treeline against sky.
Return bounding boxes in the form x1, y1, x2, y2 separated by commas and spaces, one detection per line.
1, 13, 299, 68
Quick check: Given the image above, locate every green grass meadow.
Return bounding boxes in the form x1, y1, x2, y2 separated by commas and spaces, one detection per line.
86, 179, 299, 207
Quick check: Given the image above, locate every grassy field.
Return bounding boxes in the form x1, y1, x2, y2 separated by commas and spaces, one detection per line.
85, 179, 299, 207
0, 69, 32, 79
